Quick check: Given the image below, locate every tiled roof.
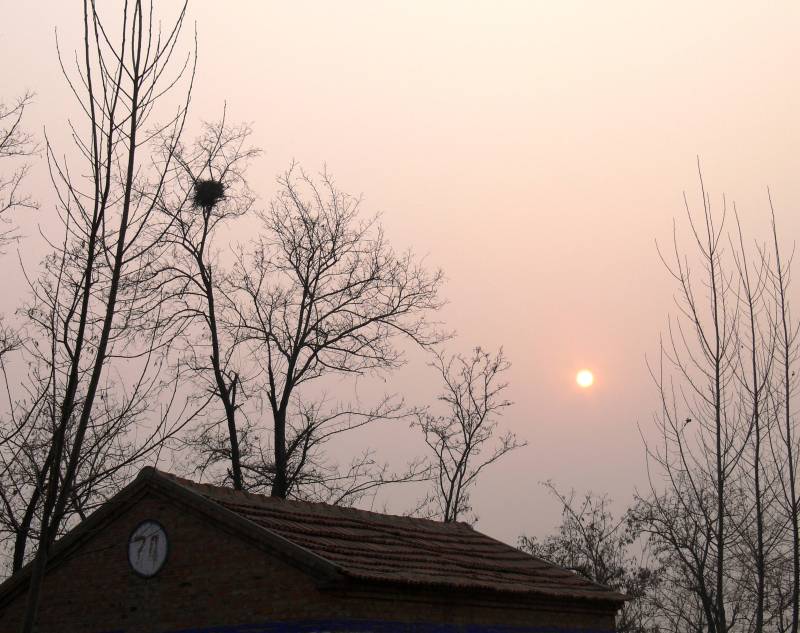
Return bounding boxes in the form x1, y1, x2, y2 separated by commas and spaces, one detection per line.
155, 469, 625, 604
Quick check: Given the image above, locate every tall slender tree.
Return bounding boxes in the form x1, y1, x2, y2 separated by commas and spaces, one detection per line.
158, 114, 259, 491
17, 2, 195, 630
767, 193, 800, 633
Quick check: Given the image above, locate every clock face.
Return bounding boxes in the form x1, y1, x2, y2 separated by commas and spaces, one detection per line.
128, 520, 168, 577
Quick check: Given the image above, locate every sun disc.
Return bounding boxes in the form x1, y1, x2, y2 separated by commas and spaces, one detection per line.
576, 369, 594, 388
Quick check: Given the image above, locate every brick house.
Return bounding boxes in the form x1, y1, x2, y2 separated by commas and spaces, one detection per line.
0, 467, 625, 632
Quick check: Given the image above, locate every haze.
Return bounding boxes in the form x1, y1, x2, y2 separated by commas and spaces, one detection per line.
2, 1, 799, 544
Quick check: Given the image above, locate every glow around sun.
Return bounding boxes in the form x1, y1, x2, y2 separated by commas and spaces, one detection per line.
576, 369, 594, 388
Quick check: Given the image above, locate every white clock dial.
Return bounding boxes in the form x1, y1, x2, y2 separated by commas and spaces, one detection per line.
128, 520, 168, 577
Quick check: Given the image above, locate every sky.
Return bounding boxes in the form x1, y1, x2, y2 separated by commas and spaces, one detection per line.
2, 1, 800, 544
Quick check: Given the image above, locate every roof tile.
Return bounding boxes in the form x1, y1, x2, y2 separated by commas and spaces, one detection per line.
158, 470, 625, 604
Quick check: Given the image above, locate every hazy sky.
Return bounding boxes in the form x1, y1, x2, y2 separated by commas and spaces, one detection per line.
2, 1, 800, 544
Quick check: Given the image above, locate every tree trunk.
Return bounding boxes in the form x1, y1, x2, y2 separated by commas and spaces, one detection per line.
271, 407, 288, 498
203, 263, 242, 491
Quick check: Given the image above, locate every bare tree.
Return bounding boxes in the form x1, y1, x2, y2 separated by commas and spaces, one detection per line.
0, 92, 38, 366
730, 206, 776, 633
639, 168, 800, 633
230, 165, 445, 499
632, 485, 724, 633
157, 113, 259, 490
765, 192, 800, 633
413, 346, 524, 523
642, 168, 743, 633
7, 2, 196, 630
0, 361, 189, 576
0, 91, 38, 251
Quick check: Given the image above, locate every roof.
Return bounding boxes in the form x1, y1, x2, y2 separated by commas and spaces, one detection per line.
153, 468, 625, 604
0, 467, 626, 607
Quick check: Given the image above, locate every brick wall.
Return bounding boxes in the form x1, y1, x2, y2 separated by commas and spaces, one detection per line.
0, 489, 617, 633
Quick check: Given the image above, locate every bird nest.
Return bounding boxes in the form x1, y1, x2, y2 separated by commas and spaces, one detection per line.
193, 178, 226, 209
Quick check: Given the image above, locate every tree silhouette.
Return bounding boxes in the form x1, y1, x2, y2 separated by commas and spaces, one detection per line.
414, 346, 524, 523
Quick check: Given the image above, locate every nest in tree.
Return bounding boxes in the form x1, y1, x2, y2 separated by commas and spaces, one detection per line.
193, 178, 226, 209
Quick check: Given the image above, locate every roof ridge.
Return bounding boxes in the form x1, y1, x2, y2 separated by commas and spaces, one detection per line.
149, 467, 471, 530
214, 502, 484, 541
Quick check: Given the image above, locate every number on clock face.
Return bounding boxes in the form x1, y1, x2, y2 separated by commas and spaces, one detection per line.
128, 520, 168, 577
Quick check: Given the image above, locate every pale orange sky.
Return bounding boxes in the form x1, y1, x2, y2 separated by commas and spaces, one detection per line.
2, 2, 800, 543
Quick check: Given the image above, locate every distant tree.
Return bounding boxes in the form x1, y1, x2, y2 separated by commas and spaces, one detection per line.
414, 346, 524, 523
228, 165, 445, 500
520, 483, 660, 633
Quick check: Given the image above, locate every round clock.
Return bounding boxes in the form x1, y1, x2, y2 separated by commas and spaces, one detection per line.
128, 520, 169, 577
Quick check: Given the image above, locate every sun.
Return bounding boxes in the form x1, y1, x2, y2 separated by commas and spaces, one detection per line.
576, 369, 594, 388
